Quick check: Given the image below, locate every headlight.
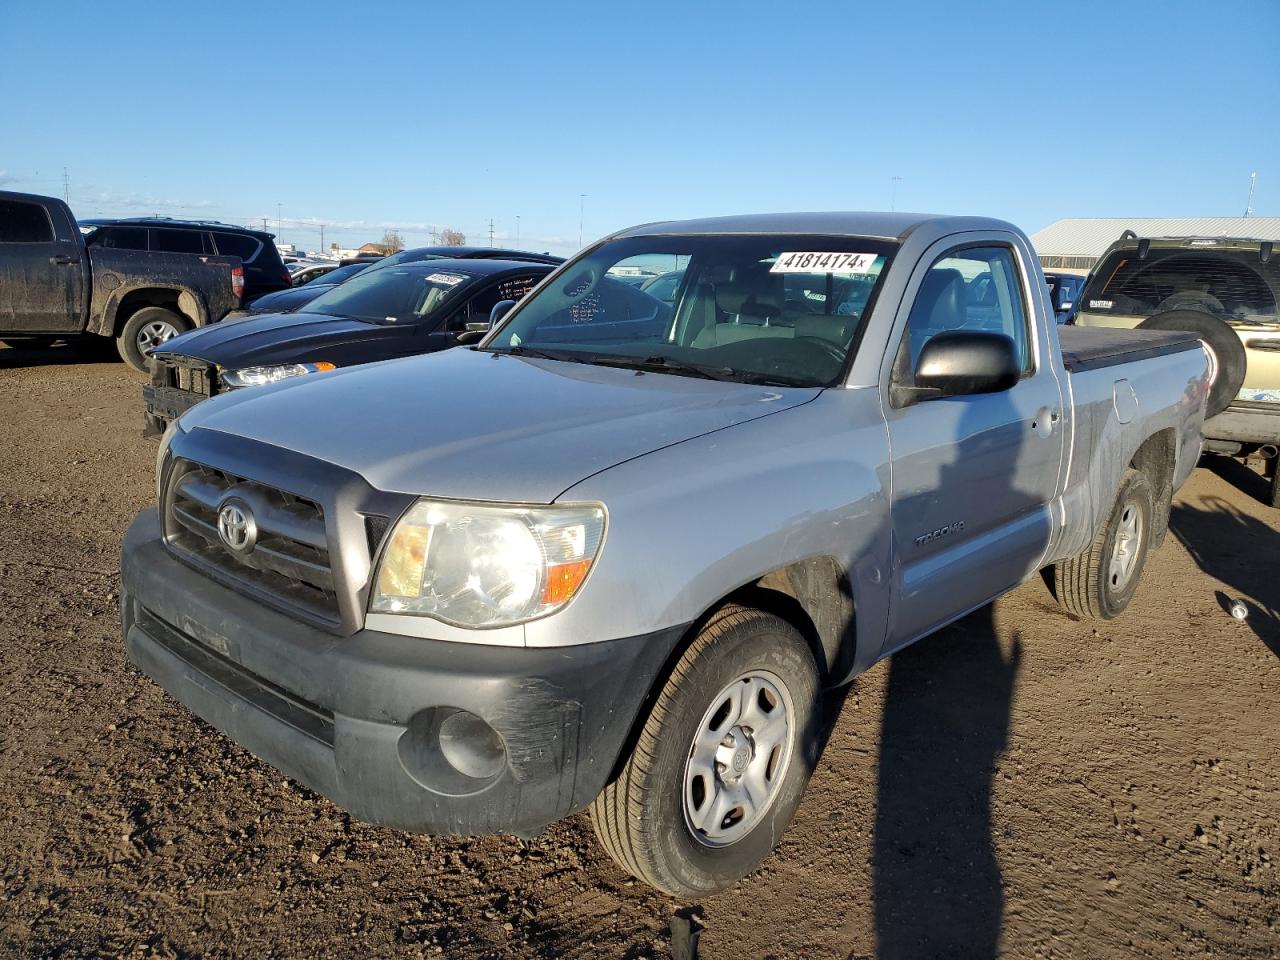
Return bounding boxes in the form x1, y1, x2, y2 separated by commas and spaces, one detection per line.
155, 418, 181, 501
220, 361, 335, 389
371, 499, 606, 628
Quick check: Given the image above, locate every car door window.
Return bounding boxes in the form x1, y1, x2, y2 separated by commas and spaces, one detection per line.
0, 200, 55, 242
447, 274, 543, 331
92, 225, 148, 250
902, 245, 1032, 377
212, 231, 263, 263
149, 227, 208, 254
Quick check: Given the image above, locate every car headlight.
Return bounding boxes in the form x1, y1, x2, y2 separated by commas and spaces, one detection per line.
155, 417, 182, 501
220, 361, 335, 389
371, 499, 606, 628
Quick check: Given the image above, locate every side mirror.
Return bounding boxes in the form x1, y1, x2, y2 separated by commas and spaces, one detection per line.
892, 331, 1020, 406
489, 299, 517, 327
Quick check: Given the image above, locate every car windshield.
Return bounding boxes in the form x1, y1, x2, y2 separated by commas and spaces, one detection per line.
1084, 246, 1280, 325
364, 249, 444, 272
484, 234, 894, 387
304, 262, 366, 286
305, 264, 476, 324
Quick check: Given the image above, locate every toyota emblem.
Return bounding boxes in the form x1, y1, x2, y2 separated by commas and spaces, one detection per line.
217, 498, 258, 553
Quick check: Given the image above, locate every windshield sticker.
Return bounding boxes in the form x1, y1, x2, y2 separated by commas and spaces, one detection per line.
770, 252, 878, 274
1089, 299, 1113, 309
425, 272, 466, 286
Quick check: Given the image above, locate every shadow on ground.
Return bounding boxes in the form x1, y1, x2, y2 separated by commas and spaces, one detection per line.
871, 606, 1021, 960
1170, 493, 1280, 658
0, 339, 121, 370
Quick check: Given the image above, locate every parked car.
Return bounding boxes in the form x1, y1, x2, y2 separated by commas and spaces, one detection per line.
0, 191, 242, 370
1074, 233, 1278, 506
367, 245, 564, 272
235, 247, 565, 317
122, 212, 1209, 898
1044, 271, 1086, 323
237, 261, 375, 316
640, 269, 685, 303
80, 216, 292, 303
289, 262, 341, 286
142, 258, 554, 432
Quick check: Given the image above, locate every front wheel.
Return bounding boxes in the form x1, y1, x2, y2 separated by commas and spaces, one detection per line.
1053, 468, 1154, 620
590, 605, 820, 898
116, 307, 189, 373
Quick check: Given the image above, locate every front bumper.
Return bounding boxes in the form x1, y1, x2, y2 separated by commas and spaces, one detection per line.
121, 509, 682, 837
142, 383, 206, 431
1204, 401, 1280, 446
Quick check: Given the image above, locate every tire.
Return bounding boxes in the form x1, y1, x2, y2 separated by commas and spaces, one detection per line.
1054, 468, 1155, 620
116, 307, 190, 373
590, 604, 820, 898
1138, 309, 1246, 418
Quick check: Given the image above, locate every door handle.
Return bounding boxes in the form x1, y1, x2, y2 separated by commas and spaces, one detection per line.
49, 254, 80, 265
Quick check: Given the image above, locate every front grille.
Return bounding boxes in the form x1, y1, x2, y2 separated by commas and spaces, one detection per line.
155, 356, 217, 399
163, 459, 339, 625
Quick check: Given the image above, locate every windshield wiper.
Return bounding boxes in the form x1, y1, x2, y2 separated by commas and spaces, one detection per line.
492, 344, 587, 362
584, 354, 738, 381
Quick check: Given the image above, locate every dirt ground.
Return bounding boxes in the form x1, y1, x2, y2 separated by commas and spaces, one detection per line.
1, 341, 1277, 960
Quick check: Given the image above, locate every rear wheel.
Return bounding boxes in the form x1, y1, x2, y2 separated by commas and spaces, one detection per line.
116, 307, 189, 373
1053, 468, 1154, 620
590, 605, 820, 898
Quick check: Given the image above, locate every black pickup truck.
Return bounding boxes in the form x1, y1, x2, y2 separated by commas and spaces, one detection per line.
0, 191, 242, 371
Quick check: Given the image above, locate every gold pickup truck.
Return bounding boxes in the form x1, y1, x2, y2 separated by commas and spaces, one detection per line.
1074, 234, 1280, 506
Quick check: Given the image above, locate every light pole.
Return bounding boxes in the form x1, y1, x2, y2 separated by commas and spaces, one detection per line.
277, 203, 282, 242
1245, 172, 1258, 217
579, 194, 586, 249
890, 176, 903, 212
516, 215, 520, 246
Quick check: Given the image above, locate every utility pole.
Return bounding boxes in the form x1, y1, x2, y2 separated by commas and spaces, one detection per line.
890, 176, 903, 212
516, 215, 520, 246
277, 202, 282, 240
579, 194, 586, 248
262, 218, 269, 231
488, 218, 495, 247
1245, 171, 1258, 217
62, 167, 70, 204
319, 223, 325, 254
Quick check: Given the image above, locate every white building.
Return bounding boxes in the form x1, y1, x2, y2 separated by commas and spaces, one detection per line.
1031, 218, 1280, 272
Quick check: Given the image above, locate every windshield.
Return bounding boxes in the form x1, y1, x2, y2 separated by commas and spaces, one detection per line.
363, 249, 444, 273
1083, 247, 1280, 325
484, 235, 894, 387
305, 265, 476, 324
304, 262, 367, 286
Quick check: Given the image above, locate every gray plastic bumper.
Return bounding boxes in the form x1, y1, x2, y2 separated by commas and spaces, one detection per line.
121, 509, 682, 837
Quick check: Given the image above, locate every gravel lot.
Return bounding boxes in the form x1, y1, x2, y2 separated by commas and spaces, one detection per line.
1, 341, 1277, 959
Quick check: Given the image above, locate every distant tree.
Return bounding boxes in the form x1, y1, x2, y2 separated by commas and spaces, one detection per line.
380, 230, 405, 253
440, 228, 466, 245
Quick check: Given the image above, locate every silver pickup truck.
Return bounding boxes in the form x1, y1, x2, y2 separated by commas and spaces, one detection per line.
121, 213, 1210, 898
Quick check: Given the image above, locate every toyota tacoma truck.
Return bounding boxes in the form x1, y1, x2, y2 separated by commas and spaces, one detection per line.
121, 213, 1210, 898
0, 191, 242, 371
1074, 232, 1280, 506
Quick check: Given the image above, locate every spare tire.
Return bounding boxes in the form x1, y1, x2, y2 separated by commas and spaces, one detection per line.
1138, 309, 1246, 418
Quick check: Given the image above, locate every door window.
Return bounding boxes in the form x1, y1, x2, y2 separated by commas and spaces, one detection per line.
93, 226, 149, 250
149, 227, 209, 254
212, 231, 263, 263
448, 274, 543, 331
0, 200, 54, 243
902, 245, 1032, 376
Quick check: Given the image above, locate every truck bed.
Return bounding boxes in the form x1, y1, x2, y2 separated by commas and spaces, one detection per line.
1058, 325, 1203, 373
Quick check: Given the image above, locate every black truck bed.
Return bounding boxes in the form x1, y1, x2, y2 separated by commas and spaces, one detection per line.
1058, 325, 1204, 373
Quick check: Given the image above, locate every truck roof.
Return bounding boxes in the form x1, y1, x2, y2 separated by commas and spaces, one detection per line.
613, 212, 1020, 242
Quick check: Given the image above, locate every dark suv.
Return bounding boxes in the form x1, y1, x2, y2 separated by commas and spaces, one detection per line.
80, 218, 292, 303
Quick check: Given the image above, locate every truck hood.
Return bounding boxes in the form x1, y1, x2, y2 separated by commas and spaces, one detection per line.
157, 311, 392, 367
181, 346, 819, 502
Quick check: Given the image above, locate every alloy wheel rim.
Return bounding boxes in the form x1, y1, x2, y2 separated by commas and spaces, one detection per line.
1109, 500, 1144, 592
682, 670, 794, 848
136, 320, 179, 355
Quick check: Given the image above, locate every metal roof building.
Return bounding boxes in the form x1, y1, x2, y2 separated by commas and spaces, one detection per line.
1030, 218, 1280, 271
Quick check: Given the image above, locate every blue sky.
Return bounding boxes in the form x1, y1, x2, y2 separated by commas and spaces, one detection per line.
2, 1, 1277, 255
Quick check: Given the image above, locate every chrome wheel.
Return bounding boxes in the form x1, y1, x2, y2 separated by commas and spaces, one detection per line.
1108, 499, 1144, 591
136, 319, 179, 355
682, 670, 794, 848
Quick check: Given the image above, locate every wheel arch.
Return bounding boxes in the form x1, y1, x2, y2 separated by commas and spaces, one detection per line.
1129, 427, 1176, 546
94, 285, 206, 337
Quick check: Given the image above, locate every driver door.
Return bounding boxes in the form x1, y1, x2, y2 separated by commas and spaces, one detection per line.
883, 238, 1066, 649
